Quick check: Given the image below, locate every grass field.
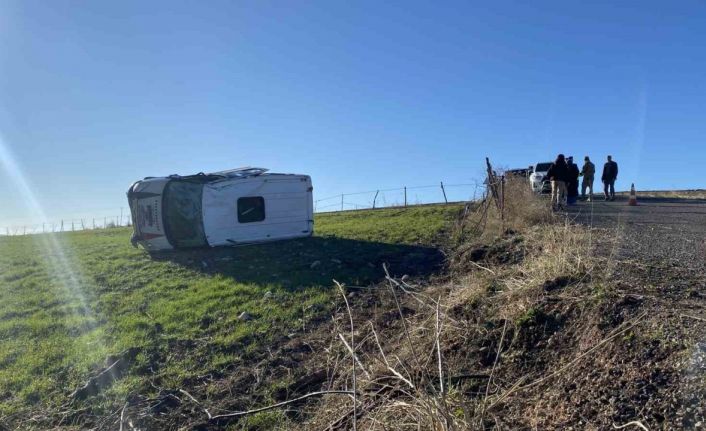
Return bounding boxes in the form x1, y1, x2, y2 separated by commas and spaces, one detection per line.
0, 204, 463, 425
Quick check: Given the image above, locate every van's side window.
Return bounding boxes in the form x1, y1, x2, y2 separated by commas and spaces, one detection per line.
237, 197, 265, 223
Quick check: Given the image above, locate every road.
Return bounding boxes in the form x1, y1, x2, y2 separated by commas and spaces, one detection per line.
568, 196, 705, 427
568, 196, 706, 269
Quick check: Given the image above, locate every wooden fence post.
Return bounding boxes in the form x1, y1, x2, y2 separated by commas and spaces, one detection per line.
404, 187, 407, 207
486, 157, 501, 210
372, 190, 379, 209
440, 182, 448, 204
341, 194, 344, 211
500, 175, 506, 226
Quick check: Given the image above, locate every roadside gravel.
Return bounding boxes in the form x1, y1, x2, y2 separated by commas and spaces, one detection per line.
568, 197, 706, 428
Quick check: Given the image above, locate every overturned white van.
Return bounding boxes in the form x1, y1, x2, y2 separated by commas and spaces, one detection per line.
126, 168, 313, 251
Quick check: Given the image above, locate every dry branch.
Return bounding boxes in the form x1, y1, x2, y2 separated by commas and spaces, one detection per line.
680, 313, 706, 322
337, 333, 372, 380
118, 402, 128, 431
335, 280, 358, 431
208, 391, 356, 420
434, 298, 444, 395
483, 319, 508, 412
613, 420, 650, 430
370, 322, 415, 389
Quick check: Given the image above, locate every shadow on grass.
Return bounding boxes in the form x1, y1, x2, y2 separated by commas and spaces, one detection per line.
150, 235, 445, 290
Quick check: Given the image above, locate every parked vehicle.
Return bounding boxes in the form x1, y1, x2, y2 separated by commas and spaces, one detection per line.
127, 167, 313, 251
506, 167, 532, 178
530, 162, 553, 193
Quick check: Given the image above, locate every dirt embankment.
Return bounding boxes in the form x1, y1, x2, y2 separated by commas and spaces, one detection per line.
113, 184, 705, 430
282, 186, 704, 430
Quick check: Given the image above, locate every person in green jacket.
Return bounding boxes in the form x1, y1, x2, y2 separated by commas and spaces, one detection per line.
580, 156, 596, 201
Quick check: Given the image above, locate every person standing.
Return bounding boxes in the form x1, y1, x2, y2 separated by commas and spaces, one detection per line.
581, 156, 596, 201
546, 154, 569, 210
601, 155, 619, 201
566, 156, 580, 205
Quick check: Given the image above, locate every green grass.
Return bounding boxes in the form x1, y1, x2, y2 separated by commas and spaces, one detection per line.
0, 204, 462, 424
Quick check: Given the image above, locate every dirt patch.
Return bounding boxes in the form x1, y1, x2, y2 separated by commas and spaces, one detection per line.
69, 347, 141, 401
452, 234, 525, 271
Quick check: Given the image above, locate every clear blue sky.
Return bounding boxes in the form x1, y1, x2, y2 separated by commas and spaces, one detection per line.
1, 0, 705, 226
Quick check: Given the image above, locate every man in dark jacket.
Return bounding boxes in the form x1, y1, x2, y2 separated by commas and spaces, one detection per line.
566, 156, 580, 205
546, 154, 569, 210
601, 155, 619, 201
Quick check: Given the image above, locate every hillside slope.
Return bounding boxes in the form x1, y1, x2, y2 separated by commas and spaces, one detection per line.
2, 192, 704, 430
0, 204, 463, 429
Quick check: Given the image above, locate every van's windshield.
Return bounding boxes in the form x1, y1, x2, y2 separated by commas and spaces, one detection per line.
163, 181, 208, 248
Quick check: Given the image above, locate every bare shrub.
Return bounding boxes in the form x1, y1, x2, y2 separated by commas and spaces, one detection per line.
452, 175, 552, 245
500, 175, 553, 229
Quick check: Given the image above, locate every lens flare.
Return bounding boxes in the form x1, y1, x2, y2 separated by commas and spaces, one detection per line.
0, 135, 92, 317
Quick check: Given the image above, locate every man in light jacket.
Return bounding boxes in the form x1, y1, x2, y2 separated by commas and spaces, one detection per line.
580, 156, 596, 201
546, 154, 569, 210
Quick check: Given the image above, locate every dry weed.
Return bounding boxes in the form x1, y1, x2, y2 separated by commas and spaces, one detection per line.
296, 180, 605, 430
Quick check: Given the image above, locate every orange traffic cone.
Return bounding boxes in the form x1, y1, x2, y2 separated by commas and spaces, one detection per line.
628, 183, 638, 206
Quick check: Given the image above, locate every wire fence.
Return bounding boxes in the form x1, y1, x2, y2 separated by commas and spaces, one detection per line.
314, 181, 485, 212
0, 181, 486, 236
1, 212, 132, 236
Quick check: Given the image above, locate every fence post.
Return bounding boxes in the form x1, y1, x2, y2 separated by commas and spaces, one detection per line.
104, 217, 107, 228
372, 190, 379, 209
120, 207, 123, 227
341, 194, 344, 211
42, 223, 45, 233
81, 219, 85, 230
404, 187, 407, 207
61, 220, 64, 232
23, 226, 26, 235
71, 221, 74, 231
440, 182, 448, 204
500, 175, 506, 227
486, 157, 501, 209
93, 219, 96, 229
